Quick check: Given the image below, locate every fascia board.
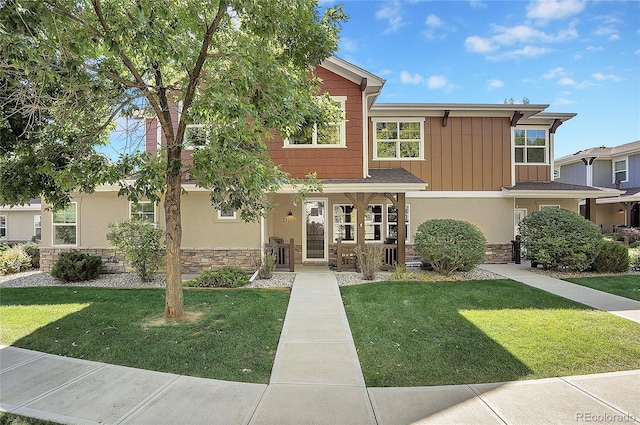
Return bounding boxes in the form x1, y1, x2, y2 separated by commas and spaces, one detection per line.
277, 182, 427, 194
320, 57, 385, 89
501, 187, 624, 199
370, 103, 548, 118
597, 194, 640, 204
0, 205, 41, 211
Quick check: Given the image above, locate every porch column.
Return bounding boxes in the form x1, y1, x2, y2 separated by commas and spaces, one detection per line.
585, 198, 597, 224
397, 193, 406, 266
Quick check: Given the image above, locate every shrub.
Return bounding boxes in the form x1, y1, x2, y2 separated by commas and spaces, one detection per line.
19, 242, 40, 269
629, 241, 640, 249
519, 208, 602, 271
0, 246, 32, 275
354, 244, 383, 280
107, 220, 165, 282
591, 241, 629, 273
184, 266, 249, 288
614, 227, 640, 245
51, 251, 102, 282
258, 246, 278, 279
414, 219, 487, 276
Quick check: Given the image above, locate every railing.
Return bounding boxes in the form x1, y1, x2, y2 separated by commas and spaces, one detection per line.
334, 238, 398, 272
266, 238, 295, 272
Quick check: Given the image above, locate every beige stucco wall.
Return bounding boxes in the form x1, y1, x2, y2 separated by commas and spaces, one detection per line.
593, 203, 626, 233
0, 208, 40, 242
515, 198, 579, 215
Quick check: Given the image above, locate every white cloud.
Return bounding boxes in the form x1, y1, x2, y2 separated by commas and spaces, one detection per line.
340, 37, 357, 52
426, 14, 443, 28
558, 77, 576, 86
469, 0, 487, 9
487, 79, 504, 90
400, 71, 425, 84
526, 0, 586, 24
427, 75, 448, 89
491, 45, 549, 60
376, 1, 406, 34
592, 72, 621, 82
543, 67, 567, 79
377, 68, 394, 76
465, 35, 497, 53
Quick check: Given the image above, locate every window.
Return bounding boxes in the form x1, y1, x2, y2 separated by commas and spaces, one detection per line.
334, 204, 356, 241
217, 209, 237, 220
34, 215, 41, 240
365, 205, 383, 242
286, 96, 346, 147
130, 201, 156, 223
0, 215, 6, 238
184, 124, 208, 149
514, 128, 547, 164
539, 205, 560, 210
374, 119, 424, 160
386, 204, 410, 243
52, 203, 77, 245
613, 158, 628, 183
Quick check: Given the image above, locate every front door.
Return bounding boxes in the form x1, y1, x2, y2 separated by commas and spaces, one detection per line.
303, 199, 327, 261
514, 208, 527, 236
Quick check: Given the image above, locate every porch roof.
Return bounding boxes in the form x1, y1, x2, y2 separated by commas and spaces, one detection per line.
596, 187, 640, 204
502, 181, 623, 199
320, 168, 428, 193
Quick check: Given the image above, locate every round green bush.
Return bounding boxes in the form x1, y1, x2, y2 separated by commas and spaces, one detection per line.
183, 266, 249, 288
519, 208, 602, 271
591, 240, 629, 273
414, 219, 487, 276
51, 251, 103, 282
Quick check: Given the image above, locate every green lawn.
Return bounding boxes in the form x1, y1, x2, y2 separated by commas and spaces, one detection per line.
564, 275, 640, 301
0, 287, 289, 384
341, 279, 640, 387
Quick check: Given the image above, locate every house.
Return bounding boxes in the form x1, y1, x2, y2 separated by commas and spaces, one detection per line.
555, 140, 640, 232
37, 57, 622, 272
0, 199, 41, 245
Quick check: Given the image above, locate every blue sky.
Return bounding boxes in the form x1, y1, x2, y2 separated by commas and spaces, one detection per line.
329, 0, 640, 158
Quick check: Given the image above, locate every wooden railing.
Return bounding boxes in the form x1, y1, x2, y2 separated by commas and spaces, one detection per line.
334, 238, 398, 272
266, 238, 295, 272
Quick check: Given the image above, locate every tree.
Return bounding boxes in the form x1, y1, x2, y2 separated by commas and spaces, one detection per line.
0, 1, 346, 317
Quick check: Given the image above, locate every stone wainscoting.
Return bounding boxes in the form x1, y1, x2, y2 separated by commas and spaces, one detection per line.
484, 243, 513, 264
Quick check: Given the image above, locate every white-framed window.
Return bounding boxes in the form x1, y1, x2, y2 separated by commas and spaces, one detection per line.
333, 204, 356, 242
365, 205, 383, 242
539, 205, 560, 210
386, 204, 410, 243
184, 124, 208, 149
514, 128, 547, 164
52, 203, 77, 246
217, 209, 237, 220
286, 96, 347, 147
373, 118, 424, 160
130, 201, 156, 224
0, 215, 6, 238
613, 158, 628, 183
34, 215, 41, 240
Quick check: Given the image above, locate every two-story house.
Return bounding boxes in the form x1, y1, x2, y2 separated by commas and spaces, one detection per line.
37, 57, 621, 272
555, 140, 640, 232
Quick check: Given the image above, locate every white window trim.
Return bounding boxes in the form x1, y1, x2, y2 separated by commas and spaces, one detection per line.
364, 204, 383, 242
129, 201, 157, 224
0, 215, 6, 239
612, 157, 628, 184
184, 124, 208, 150
386, 204, 410, 243
372, 118, 425, 161
52, 202, 77, 247
34, 214, 41, 239
284, 96, 347, 148
539, 205, 560, 210
217, 210, 237, 220
513, 127, 549, 165
333, 204, 357, 243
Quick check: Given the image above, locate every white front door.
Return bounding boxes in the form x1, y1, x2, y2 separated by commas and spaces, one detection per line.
303, 199, 327, 262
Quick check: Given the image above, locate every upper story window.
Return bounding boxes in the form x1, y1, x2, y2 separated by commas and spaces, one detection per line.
286, 96, 346, 147
514, 128, 547, 164
373, 119, 424, 160
613, 158, 628, 183
52, 203, 77, 246
184, 124, 208, 149
130, 201, 156, 224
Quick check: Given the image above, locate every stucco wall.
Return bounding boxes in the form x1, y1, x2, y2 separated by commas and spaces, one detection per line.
0, 209, 40, 242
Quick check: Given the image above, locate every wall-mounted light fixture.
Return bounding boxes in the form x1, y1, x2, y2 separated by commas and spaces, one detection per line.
284, 211, 296, 222
618, 208, 625, 215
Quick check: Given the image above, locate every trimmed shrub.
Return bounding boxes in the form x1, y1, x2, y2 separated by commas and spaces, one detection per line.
51, 251, 102, 282
354, 244, 383, 280
519, 208, 602, 271
19, 242, 40, 269
184, 266, 249, 288
414, 219, 487, 276
107, 220, 165, 282
0, 246, 32, 275
591, 241, 629, 273
258, 246, 278, 279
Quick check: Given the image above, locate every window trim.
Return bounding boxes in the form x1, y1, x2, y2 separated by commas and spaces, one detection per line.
52, 202, 77, 246
333, 204, 357, 243
184, 124, 208, 150
364, 204, 383, 242
372, 118, 425, 161
129, 201, 157, 224
284, 96, 347, 148
539, 204, 560, 210
513, 127, 549, 165
34, 214, 41, 239
612, 157, 628, 184
0, 215, 6, 239
217, 209, 238, 220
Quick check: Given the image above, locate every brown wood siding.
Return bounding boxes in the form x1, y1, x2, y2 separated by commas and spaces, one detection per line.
266, 67, 364, 179
369, 116, 512, 191
515, 165, 551, 182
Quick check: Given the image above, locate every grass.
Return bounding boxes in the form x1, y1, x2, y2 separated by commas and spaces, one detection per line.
341, 279, 640, 387
563, 275, 640, 301
0, 413, 59, 425
0, 287, 289, 384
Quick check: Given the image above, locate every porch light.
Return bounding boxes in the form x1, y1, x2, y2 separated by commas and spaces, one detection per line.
618, 208, 625, 215
284, 211, 296, 222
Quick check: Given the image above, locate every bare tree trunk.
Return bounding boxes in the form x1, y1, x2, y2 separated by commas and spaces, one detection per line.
164, 166, 184, 318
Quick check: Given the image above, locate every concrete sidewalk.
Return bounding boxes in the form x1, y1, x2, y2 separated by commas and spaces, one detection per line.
1, 265, 639, 424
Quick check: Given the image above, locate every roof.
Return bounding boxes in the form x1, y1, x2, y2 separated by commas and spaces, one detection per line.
597, 187, 640, 204
0, 198, 42, 211
320, 56, 385, 108
556, 140, 640, 165
502, 181, 623, 199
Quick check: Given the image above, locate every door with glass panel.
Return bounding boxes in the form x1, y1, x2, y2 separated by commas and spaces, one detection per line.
303, 200, 327, 261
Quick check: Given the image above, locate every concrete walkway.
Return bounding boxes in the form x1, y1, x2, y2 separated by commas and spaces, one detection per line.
1, 265, 639, 424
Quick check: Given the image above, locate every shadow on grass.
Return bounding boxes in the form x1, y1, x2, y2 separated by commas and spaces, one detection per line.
341, 279, 640, 387
0, 287, 289, 384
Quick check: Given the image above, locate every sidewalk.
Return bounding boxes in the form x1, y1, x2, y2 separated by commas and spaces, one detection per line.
1, 265, 639, 424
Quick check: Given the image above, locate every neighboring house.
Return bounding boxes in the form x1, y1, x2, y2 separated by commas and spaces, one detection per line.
37, 57, 622, 272
555, 140, 640, 232
0, 199, 42, 244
